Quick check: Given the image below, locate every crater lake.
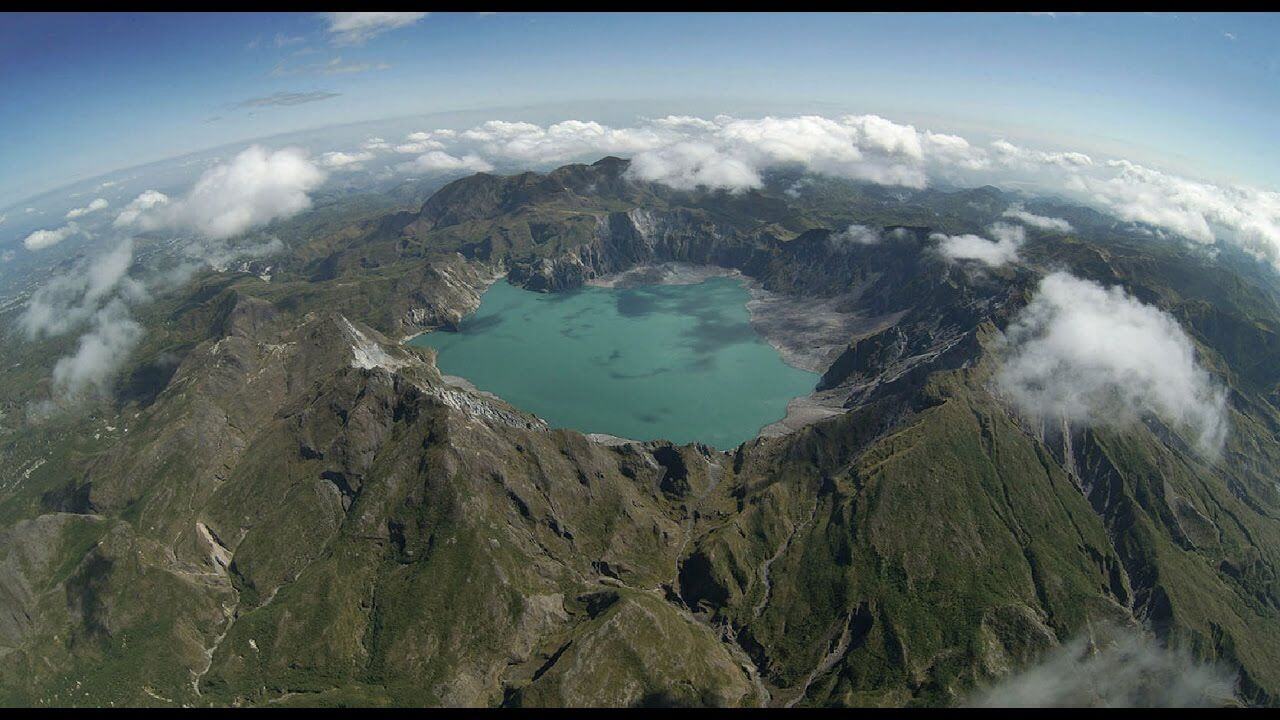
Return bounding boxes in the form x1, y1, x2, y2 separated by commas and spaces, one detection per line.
409, 276, 818, 449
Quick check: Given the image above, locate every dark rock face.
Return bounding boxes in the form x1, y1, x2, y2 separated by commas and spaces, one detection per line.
653, 445, 691, 498
820, 325, 910, 391
503, 207, 751, 292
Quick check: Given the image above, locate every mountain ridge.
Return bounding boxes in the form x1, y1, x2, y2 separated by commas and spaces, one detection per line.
0, 159, 1278, 706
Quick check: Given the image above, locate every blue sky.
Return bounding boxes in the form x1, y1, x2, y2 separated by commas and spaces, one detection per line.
2, 11, 1278, 205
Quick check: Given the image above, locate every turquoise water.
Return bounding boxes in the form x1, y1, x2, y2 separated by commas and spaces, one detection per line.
410, 277, 818, 449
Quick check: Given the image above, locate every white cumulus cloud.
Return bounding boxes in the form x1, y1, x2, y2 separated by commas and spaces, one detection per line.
1003, 206, 1074, 232
991, 139, 1094, 170
924, 131, 990, 171
628, 141, 762, 192
113, 190, 171, 229
997, 271, 1228, 455
20, 238, 140, 339
460, 119, 669, 165
320, 150, 374, 169
394, 142, 439, 154
398, 151, 494, 175
828, 224, 882, 249
23, 222, 80, 251
65, 197, 108, 219
934, 223, 1025, 267
415, 114, 976, 191
116, 146, 325, 239
50, 298, 144, 399
1080, 160, 1280, 263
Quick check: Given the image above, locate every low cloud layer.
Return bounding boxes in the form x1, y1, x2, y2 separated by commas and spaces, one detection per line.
968, 627, 1237, 708
116, 145, 325, 239
363, 115, 983, 192
934, 223, 1025, 267
330, 114, 1280, 268
1078, 159, 1280, 262
997, 272, 1228, 454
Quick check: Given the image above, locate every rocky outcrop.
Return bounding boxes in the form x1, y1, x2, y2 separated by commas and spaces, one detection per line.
398, 257, 498, 333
